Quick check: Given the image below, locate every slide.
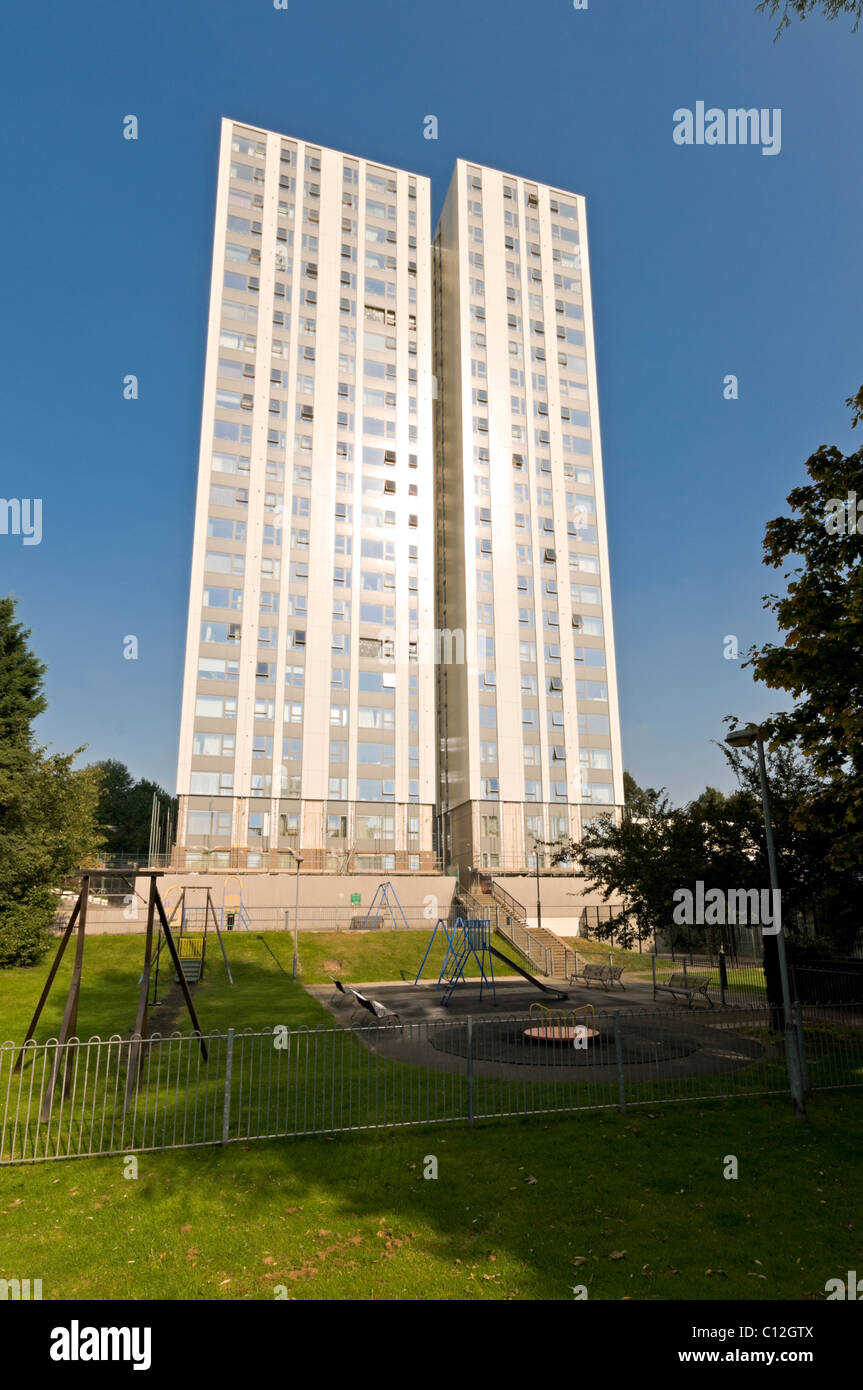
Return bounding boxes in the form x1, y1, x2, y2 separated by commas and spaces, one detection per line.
487, 945, 568, 1000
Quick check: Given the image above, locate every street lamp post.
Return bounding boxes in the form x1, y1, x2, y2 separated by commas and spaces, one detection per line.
724, 722, 805, 1118
533, 839, 543, 932
285, 848, 303, 982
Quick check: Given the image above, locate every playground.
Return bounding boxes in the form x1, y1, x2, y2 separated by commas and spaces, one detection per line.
310, 974, 770, 1088
2, 876, 783, 1112
299, 910, 768, 1090
2, 872, 861, 1177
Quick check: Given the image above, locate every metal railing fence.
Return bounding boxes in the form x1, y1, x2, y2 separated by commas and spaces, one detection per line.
2, 1003, 859, 1164
49, 906, 456, 936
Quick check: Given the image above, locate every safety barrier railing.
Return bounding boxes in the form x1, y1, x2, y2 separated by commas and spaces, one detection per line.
3, 1004, 859, 1163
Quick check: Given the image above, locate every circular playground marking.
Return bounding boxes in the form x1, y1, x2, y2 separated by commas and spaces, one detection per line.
522, 1025, 599, 1044
429, 1018, 709, 1068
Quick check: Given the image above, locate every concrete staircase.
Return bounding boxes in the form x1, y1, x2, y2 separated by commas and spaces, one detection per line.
530, 926, 571, 979
462, 882, 571, 981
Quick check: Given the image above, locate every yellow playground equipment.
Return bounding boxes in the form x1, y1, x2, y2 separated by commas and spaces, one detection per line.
221, 875, 252, 932
526, 1001, 598, 1043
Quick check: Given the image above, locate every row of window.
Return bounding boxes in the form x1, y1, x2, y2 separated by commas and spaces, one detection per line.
476, 653, 606, 688
190, 770, 422, 802
476, 778, 613, 804
193, 734, 420, 764
475, 543, 599, 567
200, 627, 430, 663
198, 659, 421, 693
194, 695, 419, 726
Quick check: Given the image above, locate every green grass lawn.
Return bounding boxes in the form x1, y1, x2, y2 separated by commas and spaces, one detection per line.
0, 1093, 857, 1301
0, 929, 770, 1050
0, 929, 495, 1045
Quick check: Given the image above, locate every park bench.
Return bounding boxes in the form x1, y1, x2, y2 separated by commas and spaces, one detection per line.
570, 961, 626, 991
653, 971, 713, 1008
329, 977, 401, 1024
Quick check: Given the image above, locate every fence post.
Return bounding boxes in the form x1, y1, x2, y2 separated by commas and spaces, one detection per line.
466, 1016, 474, 1128
794, 1001, 810, 1096
222, 1028, 234, 1144
613, 1014, 626, 1113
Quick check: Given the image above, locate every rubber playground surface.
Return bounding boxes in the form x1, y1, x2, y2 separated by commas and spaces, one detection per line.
306, 976, 772, 1087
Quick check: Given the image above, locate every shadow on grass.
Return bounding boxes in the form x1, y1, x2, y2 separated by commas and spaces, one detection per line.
3, 1092, 856, 1301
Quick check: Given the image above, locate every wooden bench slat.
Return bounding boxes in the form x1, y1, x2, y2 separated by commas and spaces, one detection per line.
569, 962, 625, 990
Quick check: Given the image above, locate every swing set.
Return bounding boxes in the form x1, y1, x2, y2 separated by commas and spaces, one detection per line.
13, 870, 233, 1120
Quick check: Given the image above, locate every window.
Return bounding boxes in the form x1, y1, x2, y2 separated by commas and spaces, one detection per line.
195, 695, 237, 719
203, 586, 242, 610
190, 772, 231, 795
198, 658, 239, 681
580, 748, 612, 769
358, 743, 394, 765
193, 732, 234, 757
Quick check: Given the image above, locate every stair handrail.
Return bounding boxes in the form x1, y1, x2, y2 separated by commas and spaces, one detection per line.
487, 883, 552, 977
490, 881, 527, 923
454, 885, 492, 920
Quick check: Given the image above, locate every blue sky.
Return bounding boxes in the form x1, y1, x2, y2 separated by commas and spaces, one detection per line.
1, 0, 860, 805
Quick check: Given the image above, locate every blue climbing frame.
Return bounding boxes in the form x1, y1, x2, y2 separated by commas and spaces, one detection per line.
414, 915, 497, 1005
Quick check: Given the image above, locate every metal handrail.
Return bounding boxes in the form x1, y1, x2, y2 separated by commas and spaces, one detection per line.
454, 885, 492, 919
487, 882, 553, 977
491, 881, 528, 922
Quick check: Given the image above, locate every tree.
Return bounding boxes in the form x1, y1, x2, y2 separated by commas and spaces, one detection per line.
0, 597, 102, 967
554, 777, 762, 954
551, 756, 855, 1023
622, 769, 663, 818
546, 776, 698, 950
744, 397, 863, 870
0, 595, 46, 741
92, 760, 177, 857
757, 0, 863, 37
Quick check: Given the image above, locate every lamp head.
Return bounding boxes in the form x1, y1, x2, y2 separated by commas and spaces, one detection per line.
724, 723, 760, 749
